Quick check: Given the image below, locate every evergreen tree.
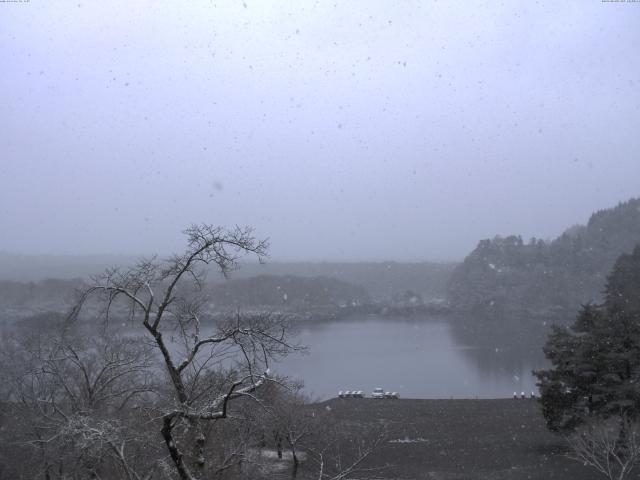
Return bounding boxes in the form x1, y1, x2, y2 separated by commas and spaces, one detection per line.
606, 245, 640, 315
535, 245, 640, 432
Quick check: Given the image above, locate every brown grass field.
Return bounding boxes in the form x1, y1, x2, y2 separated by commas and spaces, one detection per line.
310, 398, 602, 480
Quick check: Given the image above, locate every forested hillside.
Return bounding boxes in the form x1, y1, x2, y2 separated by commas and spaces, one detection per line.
208, 274, 370, 311
0, 254, 455, 303
227, 261, 456, 302
447, 198, 640, 320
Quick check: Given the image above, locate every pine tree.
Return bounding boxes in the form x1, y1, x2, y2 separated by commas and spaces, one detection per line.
535, 245, 640, 432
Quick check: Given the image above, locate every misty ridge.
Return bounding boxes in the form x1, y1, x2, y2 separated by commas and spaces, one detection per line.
449, 198, 640, 318
2, 197, 637, 324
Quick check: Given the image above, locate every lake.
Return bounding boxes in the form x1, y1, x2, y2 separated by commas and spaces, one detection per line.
273, 315, 543, 400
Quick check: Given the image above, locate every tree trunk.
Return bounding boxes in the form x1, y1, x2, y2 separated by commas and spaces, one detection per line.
291, 447, 298, 478
193, 423, 206, 473
161, 416, 195, 480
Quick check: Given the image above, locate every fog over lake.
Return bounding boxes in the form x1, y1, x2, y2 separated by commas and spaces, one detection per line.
275, 315, 540, 400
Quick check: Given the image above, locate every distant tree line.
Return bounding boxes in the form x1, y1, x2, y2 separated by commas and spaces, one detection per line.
207, 274, 371, 311
447, 198, 640, 322
213, 261, 456, 303
0, 278, 82, 312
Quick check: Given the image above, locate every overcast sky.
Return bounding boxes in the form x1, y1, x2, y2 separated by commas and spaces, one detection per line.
1, 1, 639, 262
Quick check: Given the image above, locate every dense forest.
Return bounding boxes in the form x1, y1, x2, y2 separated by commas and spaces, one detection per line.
447, 198, 640, 322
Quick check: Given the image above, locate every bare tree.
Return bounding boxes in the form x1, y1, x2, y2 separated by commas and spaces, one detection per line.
0, 225, 381, 480
263, 385, 316, 478
304, 425, 388, 480
567, 415, 640, 480
71, 224, 298, 480
250, 383, 388, 480
0, 322, 158, 480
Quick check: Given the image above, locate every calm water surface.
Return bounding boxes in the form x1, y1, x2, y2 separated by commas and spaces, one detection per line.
274, 315, 542, 400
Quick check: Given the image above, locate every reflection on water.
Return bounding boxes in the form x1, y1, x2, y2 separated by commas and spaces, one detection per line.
449, 314, 550, 386
274, 315, 546, 400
